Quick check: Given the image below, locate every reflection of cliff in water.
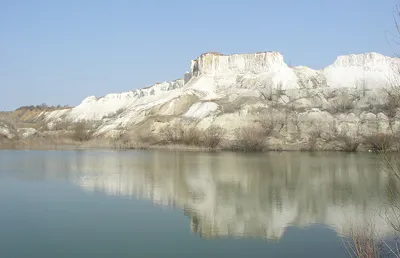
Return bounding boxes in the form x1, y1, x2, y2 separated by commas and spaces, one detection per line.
8, 150, 399, 240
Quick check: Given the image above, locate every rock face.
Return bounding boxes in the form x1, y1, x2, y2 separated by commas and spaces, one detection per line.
323, 52, 399, 89
0, 120, 17, 139
189, 52, 286, 76
25, 51, 400, 149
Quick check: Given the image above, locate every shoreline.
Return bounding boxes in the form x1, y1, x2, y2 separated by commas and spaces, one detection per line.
0, 141, 381, 153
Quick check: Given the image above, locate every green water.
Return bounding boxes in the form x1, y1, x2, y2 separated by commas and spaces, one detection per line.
0, 150, 398, 257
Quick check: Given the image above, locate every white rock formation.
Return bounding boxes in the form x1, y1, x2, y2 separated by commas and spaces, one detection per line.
323, 52, 399, 89
17, 128, 41, 139
0, 120, 16, 139
41, 51, 400, 140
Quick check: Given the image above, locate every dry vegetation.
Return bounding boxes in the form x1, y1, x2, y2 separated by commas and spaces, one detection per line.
112, 130, 158, 150
159, 123, 225, 149
202, 126, 225, 149
306, 130, 321, 151
159, 123, 185, 144
343, 223, 380, 258
332, 91, 354, 113
336, 133, 361, 152
230, 114, 279, 152
257, 115, 276, 136
15, 103, 71, 111
182, 127, 202, 146
232, 127, 265, 152
363, 133, 394, 153
71, 121, 95, 142
382, 79, 400, 118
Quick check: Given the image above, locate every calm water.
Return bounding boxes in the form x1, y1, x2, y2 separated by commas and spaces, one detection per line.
0, 150, 398, 258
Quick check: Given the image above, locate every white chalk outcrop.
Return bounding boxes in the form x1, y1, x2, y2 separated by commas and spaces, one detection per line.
0, 120, 17, 139
42, 51, 400, 141
324, 52, 399, 89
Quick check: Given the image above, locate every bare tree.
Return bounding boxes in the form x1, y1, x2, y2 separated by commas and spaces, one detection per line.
202, 126, 225, 149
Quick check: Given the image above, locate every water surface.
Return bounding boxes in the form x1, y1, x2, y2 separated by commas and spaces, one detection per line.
0, 150, 398, 258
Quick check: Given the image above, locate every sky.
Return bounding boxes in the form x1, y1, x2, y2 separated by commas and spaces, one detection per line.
0, 0, 399, 111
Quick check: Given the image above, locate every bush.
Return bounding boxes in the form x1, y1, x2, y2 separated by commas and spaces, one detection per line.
182, 127, 202, 146
382, 85, 400, 118
160, 123, 184, 144
258, 116, 275, 136
332, 91, 354, 113
363, 133, 394, 152
71, 121, 94, 142
307, 130, 321, 152
335, 133, 360, 152
53, 121, 70, 131
202, 126, 225, 149
343, 222, 379, 258
112, 130, 157, 150
233, 127, 265, 152
159, 124, 224, 149
15, 104, 71, 111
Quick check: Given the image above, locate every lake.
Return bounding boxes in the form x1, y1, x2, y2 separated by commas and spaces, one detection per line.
0, 150, 398, 258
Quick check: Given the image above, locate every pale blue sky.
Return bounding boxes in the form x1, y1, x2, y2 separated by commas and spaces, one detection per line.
0, 0, 399, 110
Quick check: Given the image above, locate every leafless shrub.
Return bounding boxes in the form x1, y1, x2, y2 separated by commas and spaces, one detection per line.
343, 223, 379, 258
71, 121, 94, 142
159, 123, 184, 144
255, 115, 276, 136
112, 130, 157, 150
335, 133, 361, 152
332, 91, 354, 113
52, 121, 70, 131
379, 154, 400, 252
343, 219, 400, 258
258, 112, 286, 133
383, 154, 400, 187
159, 124, 224, 148
364, 133, 394, 153
307, 129, 321, 152
383, 95, 400, 119
329, 120, 339, 137
202, 126, 225, 149
233, 126, 265, 152
182, 127, 202, 146
260, 119, 275, 136
136, 132, 159, 145
381, 82, 400, 117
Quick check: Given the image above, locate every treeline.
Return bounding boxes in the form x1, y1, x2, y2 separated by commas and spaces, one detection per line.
15, 103, 71, 111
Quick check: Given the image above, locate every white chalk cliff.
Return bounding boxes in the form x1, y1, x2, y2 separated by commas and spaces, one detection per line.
43, 51, 400, 141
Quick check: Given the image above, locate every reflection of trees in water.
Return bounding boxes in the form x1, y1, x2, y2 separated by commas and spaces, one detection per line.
386, 174, 400, 206
5, 150, 399, 240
